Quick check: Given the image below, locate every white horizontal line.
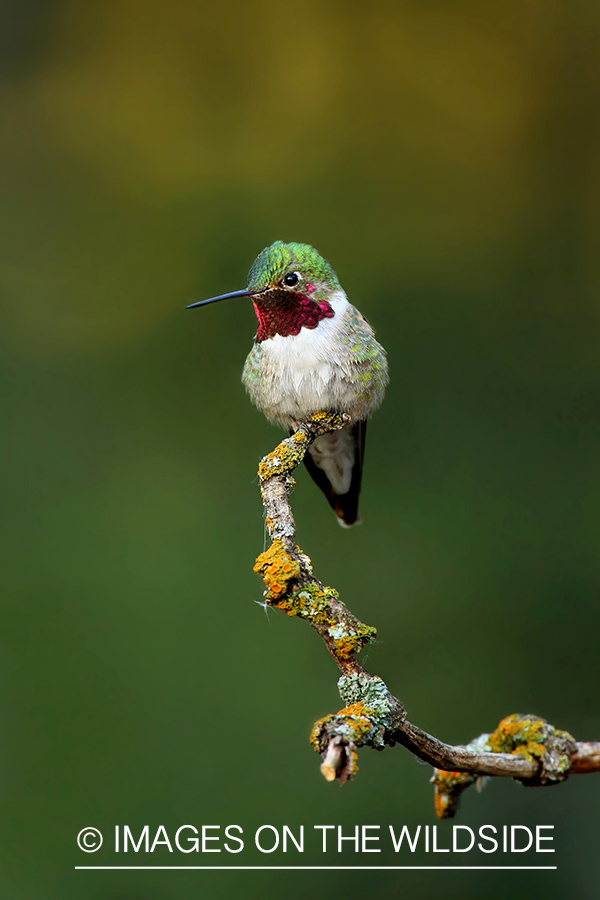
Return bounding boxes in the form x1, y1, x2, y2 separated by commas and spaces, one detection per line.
75, 866, 558, 871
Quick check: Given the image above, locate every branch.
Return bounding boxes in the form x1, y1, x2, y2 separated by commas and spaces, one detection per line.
253, 412, 600, 816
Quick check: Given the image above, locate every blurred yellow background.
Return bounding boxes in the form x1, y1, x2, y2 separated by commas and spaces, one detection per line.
1, 1, 599, 897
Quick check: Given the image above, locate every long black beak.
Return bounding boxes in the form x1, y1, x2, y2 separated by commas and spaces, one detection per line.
186, 286, 268, 309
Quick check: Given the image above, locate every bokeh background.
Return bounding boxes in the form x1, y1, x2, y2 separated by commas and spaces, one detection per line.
2, 0, 600, 897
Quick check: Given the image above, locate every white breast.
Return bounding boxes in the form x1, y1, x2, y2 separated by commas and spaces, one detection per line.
252, 290, 355, 425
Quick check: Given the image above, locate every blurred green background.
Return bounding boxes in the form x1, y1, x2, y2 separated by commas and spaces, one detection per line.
2, 0, 599, 897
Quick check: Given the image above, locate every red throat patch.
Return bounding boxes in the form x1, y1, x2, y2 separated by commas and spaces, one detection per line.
253, 292, 335, 341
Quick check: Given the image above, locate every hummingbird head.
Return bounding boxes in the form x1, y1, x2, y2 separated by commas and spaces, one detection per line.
247, 241, 341, 299
188, 241, 342, 341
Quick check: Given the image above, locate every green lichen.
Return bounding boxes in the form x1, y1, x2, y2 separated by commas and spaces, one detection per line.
487, 713, 575, 784
255, 561, 377, 662
310, 674, 402, 783
338, 673, 392, 717
274, 581, 334, 622
331, 621, 378, 659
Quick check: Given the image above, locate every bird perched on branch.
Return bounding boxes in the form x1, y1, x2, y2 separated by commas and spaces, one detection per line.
188, 241, 388, 526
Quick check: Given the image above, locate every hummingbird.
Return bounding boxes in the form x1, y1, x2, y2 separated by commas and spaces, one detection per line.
187, 241, 388, 526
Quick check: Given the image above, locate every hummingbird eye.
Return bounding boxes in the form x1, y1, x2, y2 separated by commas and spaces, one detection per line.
283, 272, 300, 287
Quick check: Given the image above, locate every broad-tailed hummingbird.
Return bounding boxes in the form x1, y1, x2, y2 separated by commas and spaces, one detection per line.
188, 241, 388, 526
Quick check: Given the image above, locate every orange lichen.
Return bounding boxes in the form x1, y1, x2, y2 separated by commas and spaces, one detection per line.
486, 714, 574, 785
488, 714, 551, 763
258, 437, 307, 480
253, 540, 300, 601
335, 701, 373, 728
333, 636, 357, 659
431, 769, 477, 819
331, 622, 377, 660
311, 702, 375, 749
309, 677, 400, 785
337, 701, 366, 716
310, 700, 382, 782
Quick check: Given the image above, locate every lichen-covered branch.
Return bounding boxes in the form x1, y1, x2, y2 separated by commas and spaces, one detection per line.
254, 412, 379, 673
254, 412, 600, 815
